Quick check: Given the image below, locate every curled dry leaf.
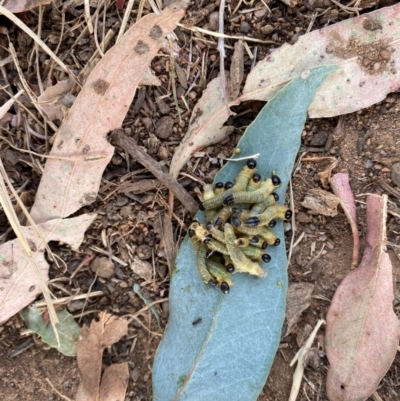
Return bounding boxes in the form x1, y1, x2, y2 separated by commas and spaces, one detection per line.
169, 77, 233, 179
325, 195, 400, 401
170, 4, 400, 178
37, 78, 74, 121
0, 214, 96, 324
301, 187, 339, 216
330, 173, 359, 268
285, 282, 315, 337
30, 2, 188, 223
76, 312, 128, 401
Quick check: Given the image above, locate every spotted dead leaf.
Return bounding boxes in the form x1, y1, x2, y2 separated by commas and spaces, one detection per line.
301, 188, 340, 216
0, 214, 95, 324
30, 1, 189, 224
76, 312, 128, 401
170, 4, 400, 179
0, 2, 189, 324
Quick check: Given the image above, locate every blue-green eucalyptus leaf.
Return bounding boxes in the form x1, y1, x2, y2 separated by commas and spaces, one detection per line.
153, 65, 339, 401
20, 305, 81, 356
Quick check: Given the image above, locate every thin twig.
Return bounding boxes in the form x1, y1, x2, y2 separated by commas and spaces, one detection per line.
289, 319, 326, 401
112, 133, 199, 215
219, 0, 232, 115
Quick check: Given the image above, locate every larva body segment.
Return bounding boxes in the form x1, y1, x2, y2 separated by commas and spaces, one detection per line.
205, 208, 218, 222
231, 216, 264, 235
202, 160, 257, 210
224, 178, 280, 206
203, 184, 216, 201
206, 222, 226, 244
202, 187, 235, 210
258, 227, 279, 245
196, 245, 217, 285
233, 164, 256, 192
206, 239, 230, 255
190, 222, 211, 243
206, 259, 233, 287
224, 223, 266, 277
250, 193, 279, 216
234, 237, 250, 247
245, 204, 291, 227
246, 173, 262, 192
189, 228, 201, 251
241, 246, 271, 263
214, 206, 233, 227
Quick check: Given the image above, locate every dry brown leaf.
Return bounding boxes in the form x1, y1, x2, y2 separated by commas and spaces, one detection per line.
285, 282, 314, 337
0, 214, 95, 324
37, 78, 74, 121
301, 188, 340, 216
325, 195, 400, 401
130, 256, 153, 280
169, 77, 233, 179
99, 364, 129, 401
3, 0, 51, 12
76, 312, 128, 401
30, 1, 189, 224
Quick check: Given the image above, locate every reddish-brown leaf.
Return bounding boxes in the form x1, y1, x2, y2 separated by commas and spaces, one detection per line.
325, 194, 400, 401
330, 173, 360, 269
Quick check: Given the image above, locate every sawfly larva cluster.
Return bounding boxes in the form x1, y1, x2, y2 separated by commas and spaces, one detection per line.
189, 159, 292, 294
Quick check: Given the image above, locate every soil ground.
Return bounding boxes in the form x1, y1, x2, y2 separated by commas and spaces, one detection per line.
0, 1, 400, 401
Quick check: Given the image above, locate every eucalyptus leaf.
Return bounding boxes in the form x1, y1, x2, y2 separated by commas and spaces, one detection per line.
20, 305, 81, 356
153, 65, 339, 401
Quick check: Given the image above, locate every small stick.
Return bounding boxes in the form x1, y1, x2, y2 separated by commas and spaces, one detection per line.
289, 319, 326, 401
112, 133, 199, 215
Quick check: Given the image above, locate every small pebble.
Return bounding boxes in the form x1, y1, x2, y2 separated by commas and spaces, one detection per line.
310, 131, 328, 147
391, 162, 400, 187
116, 196, 129, 207
364, 159, 373, 168
136, 244, 152, 259
91, 257, 114, 278
157, 146, 169, 160
261, 24, 274, 35
155, 116, 174, 139
240, 21, 251, 34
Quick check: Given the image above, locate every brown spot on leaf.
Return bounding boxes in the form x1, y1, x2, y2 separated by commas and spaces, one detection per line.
92, 79, 110, 95
27, 239, 37, 252
362, 17, 382, 31
83, 144, 90, 154
29, 285, 36, 292
149, 25, 163, 40
134, 41, 150, 55
326, 35, 395, 76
